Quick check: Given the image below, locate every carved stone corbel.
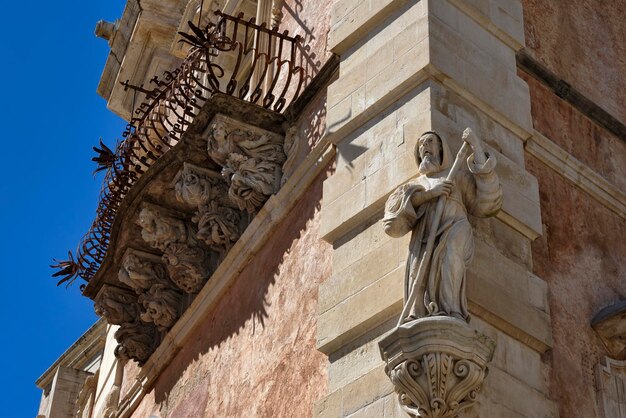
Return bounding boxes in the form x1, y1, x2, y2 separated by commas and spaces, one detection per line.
114, 321, 157, 364
119, 249, 183, 331
173, 162, 223, 207
136, 205, 187, 252
204, 114, 286, 213
94, 285, 139, 325
174, 163, 246, 253
118, 249, 169, 292
136, 205, 213, 293
379, 317, 495, 418
138, 283, 182, 330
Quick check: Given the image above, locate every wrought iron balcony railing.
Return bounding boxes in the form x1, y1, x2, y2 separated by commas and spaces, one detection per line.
52, 11, 305, 286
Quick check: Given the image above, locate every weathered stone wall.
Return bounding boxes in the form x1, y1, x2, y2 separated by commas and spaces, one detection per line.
123, 171, 331, 417
526, 153, 626, 417
522, 0, 626, 123
521, 2, 626, 417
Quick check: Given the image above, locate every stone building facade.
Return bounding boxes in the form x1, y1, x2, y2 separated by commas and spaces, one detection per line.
38, 0, 626, 417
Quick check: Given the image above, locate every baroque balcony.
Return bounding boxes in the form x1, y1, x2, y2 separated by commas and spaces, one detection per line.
53, 10, 313, 364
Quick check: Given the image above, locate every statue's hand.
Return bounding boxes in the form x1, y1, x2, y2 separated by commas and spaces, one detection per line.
430, 179, 453, 198
462, 128, 481, 149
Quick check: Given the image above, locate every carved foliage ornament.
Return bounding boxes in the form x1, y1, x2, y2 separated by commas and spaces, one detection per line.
379, 317, 495, 418
391, 354, 486, 418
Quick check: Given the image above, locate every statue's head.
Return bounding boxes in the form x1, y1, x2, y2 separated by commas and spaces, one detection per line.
415, 131, 444, 175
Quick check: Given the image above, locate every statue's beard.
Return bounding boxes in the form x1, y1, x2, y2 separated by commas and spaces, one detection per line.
419, 155, 441, 175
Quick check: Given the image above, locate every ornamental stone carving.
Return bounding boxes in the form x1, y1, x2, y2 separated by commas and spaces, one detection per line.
380, 129, 501, 417
382, 129, 502, 322
94, 285, 139, 325
281, 123, 301, 187
222, 153, 279, 212
194, 200, 244, 253
204, 114, 286, 213
379, 317, 495, 418
136, 206, 187, 252
114, 321, 157, 364
136, 205, 213, 294
119, 249, 183, 331
118, 250, 169, 292
174, 162, 223, 207
138, 283, 182, 330
174, 163, 246, 253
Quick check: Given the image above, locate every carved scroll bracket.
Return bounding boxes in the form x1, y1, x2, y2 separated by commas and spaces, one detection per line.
379, 317, 495, 418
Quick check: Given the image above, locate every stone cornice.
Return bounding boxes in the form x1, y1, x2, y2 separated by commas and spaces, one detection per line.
526, 130, 626, 220
35, 319, 107, 390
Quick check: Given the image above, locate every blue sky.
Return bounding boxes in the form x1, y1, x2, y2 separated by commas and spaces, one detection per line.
0, 2, 127, 416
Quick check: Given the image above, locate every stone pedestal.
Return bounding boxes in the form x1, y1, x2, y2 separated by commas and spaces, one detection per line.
379, 317, 495, 418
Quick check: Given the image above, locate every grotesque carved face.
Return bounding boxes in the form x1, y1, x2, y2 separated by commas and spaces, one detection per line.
417, 133, 442, 175
223, 154, 277, 213
175, 166, 215, 206
136, 207, 186, 251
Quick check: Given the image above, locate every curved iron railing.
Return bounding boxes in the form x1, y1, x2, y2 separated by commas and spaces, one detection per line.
52, 11, 305, 286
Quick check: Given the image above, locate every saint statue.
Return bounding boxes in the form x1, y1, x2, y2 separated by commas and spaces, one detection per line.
382, 129, 502, 322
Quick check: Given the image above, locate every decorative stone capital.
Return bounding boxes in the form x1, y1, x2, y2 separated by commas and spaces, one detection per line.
379, 317, 495, 418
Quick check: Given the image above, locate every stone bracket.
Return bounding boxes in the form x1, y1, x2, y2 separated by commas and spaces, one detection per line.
379, 317, 495, 418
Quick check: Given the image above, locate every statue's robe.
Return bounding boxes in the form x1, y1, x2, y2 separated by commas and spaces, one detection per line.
383, 141, 502, 320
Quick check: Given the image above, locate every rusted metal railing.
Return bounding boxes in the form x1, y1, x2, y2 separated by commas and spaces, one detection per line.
52, 12, 305, 286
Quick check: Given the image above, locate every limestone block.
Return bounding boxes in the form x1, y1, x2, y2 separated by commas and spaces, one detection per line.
467, 239, 551, 352
429, 84, 526, 167
319, 238, 400, 315
317, 267, 405, 354
317, 237, 551, 356
482, 366, 558, 417
328, 320, 396, 393
329, 0, 416, 55
448, 0, 525, 50
349, 397, 385, 418
342, 365, 395, 416
428, 16, 533, 135
472, 317, 547, 393
313, 388, 343, 418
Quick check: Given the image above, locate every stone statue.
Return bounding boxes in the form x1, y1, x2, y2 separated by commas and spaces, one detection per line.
382, 129, 502, 322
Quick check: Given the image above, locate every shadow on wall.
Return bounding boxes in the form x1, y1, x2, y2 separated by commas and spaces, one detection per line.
149, 170, 327, 417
